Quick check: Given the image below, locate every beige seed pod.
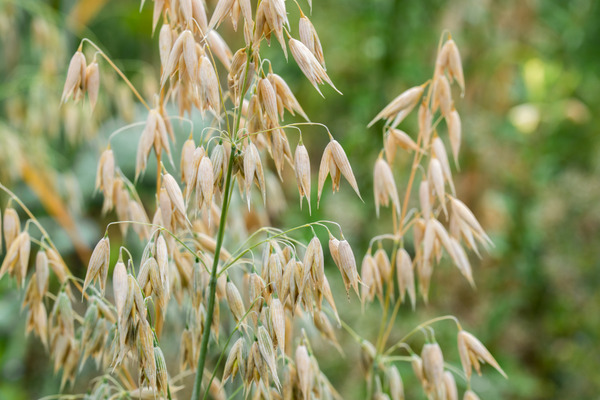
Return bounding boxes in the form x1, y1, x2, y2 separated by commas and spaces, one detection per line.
289, 38, 341, 97
396, 248, 415, 309
313, 310, 342, 353
432, 75, 452, 117
112, 260, 128, 319
442, 39, 465, 94
139, 320, 157, 390
418, 102, 433, 144
419, 180, 432, 220
199, 56, 221, 114
294, 143, 312, 213
299, 15, 325, 68
361, 253, 380, 305
191, 0, 208, 33
158, 24, 173, 69
223, 337, 245, 383
207, 31, 233, 70
208, 0, 236, 30
446, 109, 462, 166
457, 330, 506, 379
296, 345, 313, 400
270, 298, 285, 350
96, 148, 115, 213
431, 137, 456, 196
258, 78, 279, 125
83, 237, 110, 295
337, 239, 359, 297
428, 158, 447, 216
154, 346, 169, 395
463, 391, 480, 400
161, 30, 184, 85
373, 157, 400, 217
180, 30, 198, 82
450, 198, 492, 246
84, 61, 100, 110
3, 207, 20, 250
46, 248, 68, 284
318, 139, 361, 205
374, 247, 391, 283
35, 250, 49, 297
163, 173, 186, 217
16, 232, 30, 287
257, 325, 280, 388
443, 371, 458, 400
388, 365, 404, 400
61, 51, 86, 103
226, 281, 246, 322
135, 113, 157, 179
368, 85, 424, 128
243, 141, 266, 208
268, 73, 308, 120
389, 128, 420, 153
421, 343, 445, 399
450, 238, 474, 286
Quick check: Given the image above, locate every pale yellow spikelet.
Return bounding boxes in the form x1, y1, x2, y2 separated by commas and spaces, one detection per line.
158, 24, 173, 69
180, 30, 198, 82
84, 61, 100, 110
258, 78, 279, 125
47, 248, 69, 284
299, 15, 325, 68
192, 0, 209, 33
139, 319, 157, 390
318, 139, 361, 205
181, 138, 196, 187
152, 0, 165, 32
83, 237, 110, 295
431, 218, 457, 264
457, 330, 506, 379
208, 0, 236, 30
16, 232, 30, 287
361, 253, 381, 305
432, 75, 452, 117
388, 365, 404, 400
368, 85, 424, 128
446, 109, 462, 166
443, 371, 458, 400
374, 247, 391, 285
163, 173, 186, 218
3, 207, 20, 250
162, 30, 184, 85
389, 128, 420, 152
373, 156, 399, 217
296, 345, 313, 400
450, 198, 492, 246
207, 31, 233, 70
35, 250, 49, 297
463, 391, 480, 400
304, 236, 324, 288
337, 239, 359, 297
270, 297, 285, 350
428, 158, 447, 216
96, 148, 115, 213
417, 256, 433, 303
269, 73, 309, 120
112, 260, 128, 319
226, 281, 246, 322
223, 337, 245, 383
258, 325, 280, 388
450, 238, 474, 286
197, 155, 215, 215
154, 346, 169, 395
431, 136, 456, 195
199, 56, 221, 114
61, 51, 86, 103
180, 0, 194, 25
243, 141, 266, 208
419, 180, 432, 220
418, 102, 433, 144
421, 343, 445, 400
444, 39, 465, 94
136, 112, 157, 179
289, 38, 341, 96
294, 143, 312, 213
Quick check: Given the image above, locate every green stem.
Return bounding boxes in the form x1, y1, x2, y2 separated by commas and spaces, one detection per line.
191, 147, 236, 400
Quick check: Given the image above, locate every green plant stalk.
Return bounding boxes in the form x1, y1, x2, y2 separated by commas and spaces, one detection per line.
191, 150, 236, 400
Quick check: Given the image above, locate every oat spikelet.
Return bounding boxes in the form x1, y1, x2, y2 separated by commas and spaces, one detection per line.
61, 51, 86, 103
446, 109, 462, 166
257, 325, 280, 389
84, 61, 100, 110
337, 240, 359, 297
421, 343, 445, 400
209, 0, 236, 30
294, 143, 312, 213
443, 371, 458, 400
112, 259, 128, 319
457, 330, 507, 379
368, 85, 424, 128
299, 14, 325, 68
317, 139, 361, 205
96, 148, 115, 213
289, 38, 341, 97
83, 237, 110, 295
387, 365, 404, 400
296, 345, 313, 400
3, 208, 20, 251
226, 281, 246, 322
373, 157, 400, 217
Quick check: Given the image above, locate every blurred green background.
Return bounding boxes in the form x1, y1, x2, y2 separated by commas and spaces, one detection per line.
1, 0, 599, 399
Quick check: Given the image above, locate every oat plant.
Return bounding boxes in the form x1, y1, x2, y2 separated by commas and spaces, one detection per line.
0, 0, 506, 399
